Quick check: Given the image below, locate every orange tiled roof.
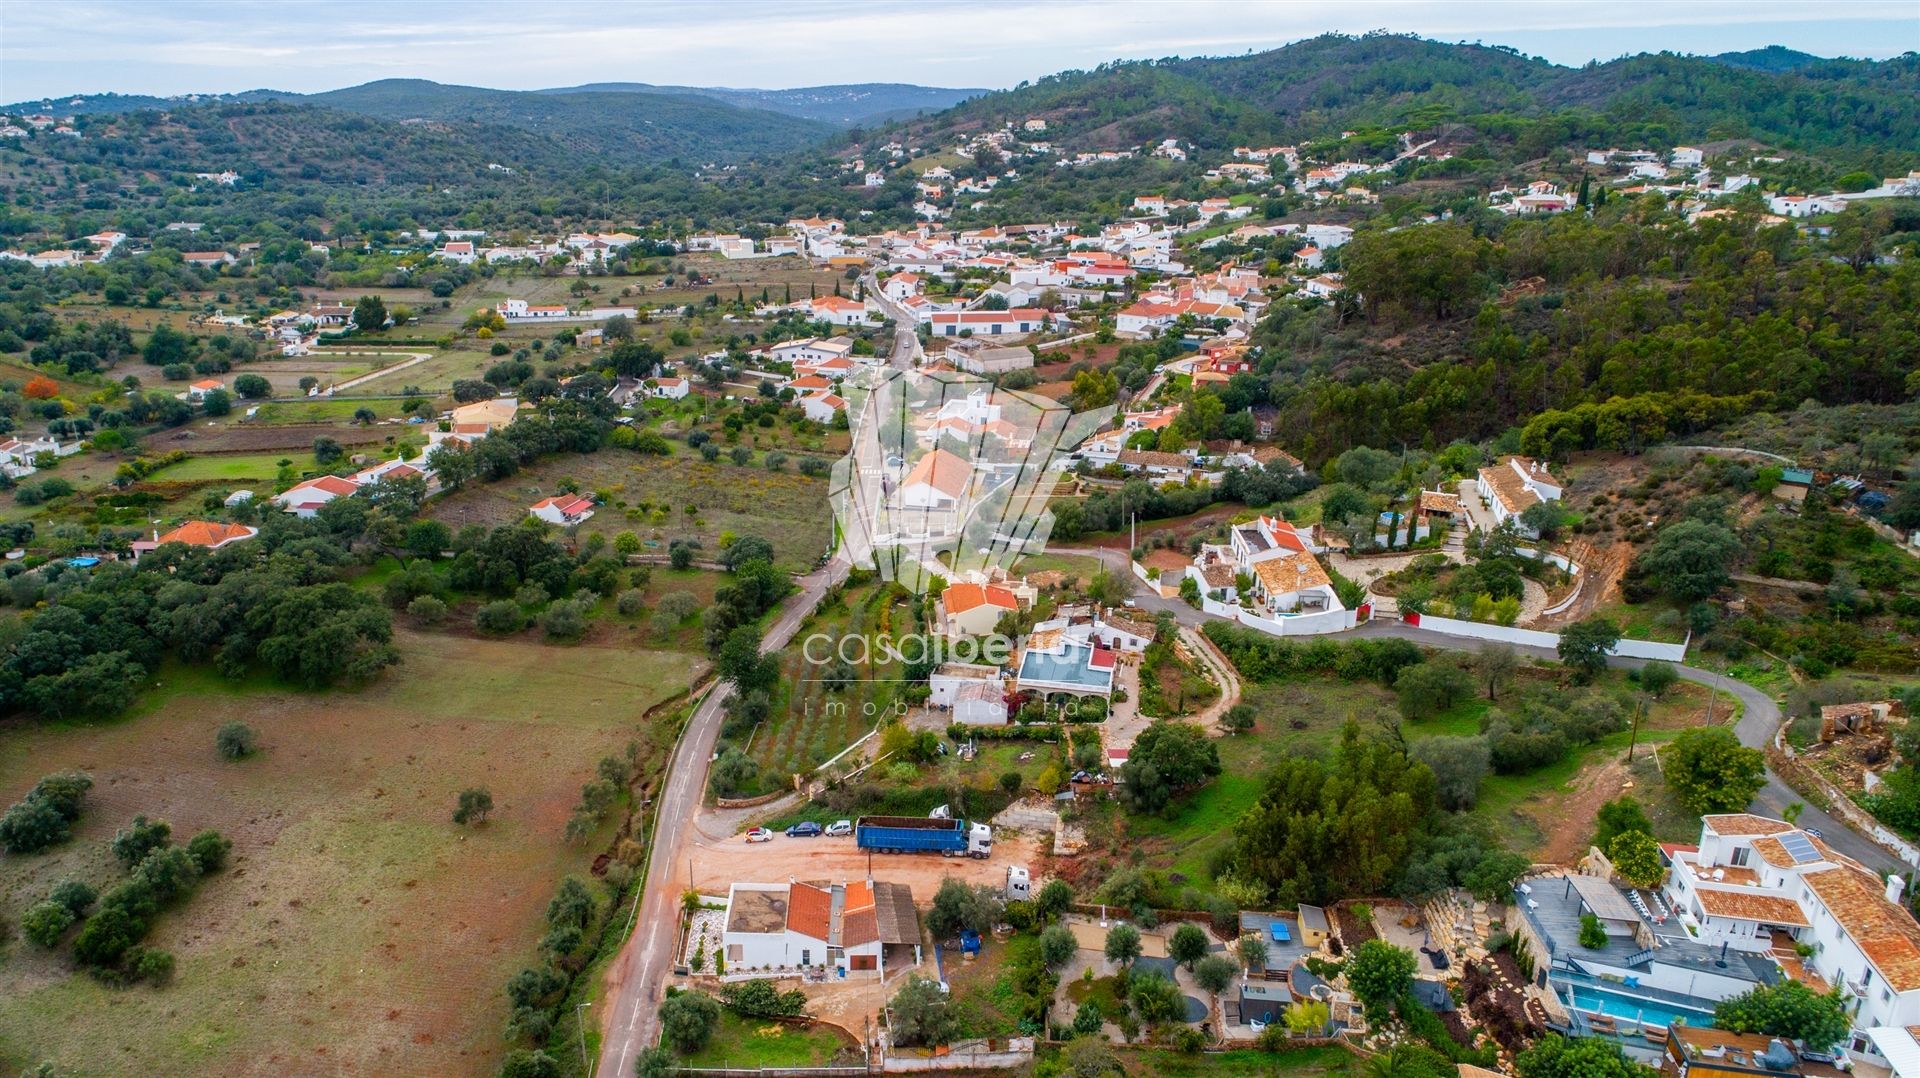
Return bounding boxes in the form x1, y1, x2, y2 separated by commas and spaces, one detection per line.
1252, 549, 1332, 597
786, 882, 832, 942
1694, 888, 1810, 926
902, 448, 972, 500
1804, 865, 1920, 991
156, 521, 255, 547
1702, 814, 1796, 838
943, 582, 1018, 615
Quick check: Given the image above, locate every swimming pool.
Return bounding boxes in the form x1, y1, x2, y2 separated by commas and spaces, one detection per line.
1564, 984, 1715, 1031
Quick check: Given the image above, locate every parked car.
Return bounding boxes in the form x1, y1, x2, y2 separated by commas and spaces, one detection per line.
745, 827, 774, 843
786, 821, 823, 838
825, 820, 853, 837
1804, 826, 1824, 839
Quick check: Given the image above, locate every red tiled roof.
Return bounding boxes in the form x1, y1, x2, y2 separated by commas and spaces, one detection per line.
156, 521, 255, 547
944, 582, 1018, 614
282, 475, 359, 498
786, 882, 832, 942
902, 448, 972, 499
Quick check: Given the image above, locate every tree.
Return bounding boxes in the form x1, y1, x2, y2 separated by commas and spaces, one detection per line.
1638, 662, 1678, 698
927, 878, 999, 940
1664, 727, 1765, 814
1237, 934, 1268, 971
216, 721, 257, 760
1411, 735, 1490, 811
1713, 980, 1851, 1051
1344, 222, 1491, 320
21, 900, 75, 947
1194, 954, 1236, 997
1221, 702, 1256, 734
112, 815, 172, 869
1346, 940, 1417, 1018
1036, 878, 1073, 923
888, 975, 954, 1047
1593, 795, 1652, 850
1072, 1002, 1105, 1037
201, 388, 232, 416
233, 373, 271, 399
1127, 968, 1183, 1024
455, 787, 494, 826
352, 294, 388, 332
498, 1050, 562, 1078
707, 747, 759, 798
1637, 520, 1741, 602
659, 990, 720, 1053
721, 978, 806, 1018
1168, 921, 1209, 969
1039, 924, 1078, 970
1395, 662, 1475, 720
632, 1047, 676, 1078
1607, 830, 1666, 889
1556, 617, 1621, 684
353, 406, 378, 426
406, 520, 451, 558
1579, 912, 1609, 949
1103, 922, 1142, 968
1513, 1034, 1656, 1078
1063, 1034, 1118, 1077
313, 436, 344, 464
1118, 721, 1220, 814
1285, 998, 1331, 1036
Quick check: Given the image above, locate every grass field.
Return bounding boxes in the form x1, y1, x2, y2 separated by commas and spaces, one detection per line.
0, 630, 702, 1077
1112, 1045, 1357, 1076
750, 583, 909, 781
142, 452, 289, 483
679, 1011, 857, 1069
426, 450, 832, 573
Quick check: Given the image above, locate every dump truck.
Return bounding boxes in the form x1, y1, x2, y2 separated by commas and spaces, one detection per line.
855, 815, 993, 858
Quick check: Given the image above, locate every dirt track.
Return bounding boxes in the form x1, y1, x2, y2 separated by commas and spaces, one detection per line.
681, 830, 1045, 897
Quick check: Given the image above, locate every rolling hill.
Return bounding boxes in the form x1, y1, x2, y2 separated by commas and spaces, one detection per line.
545, 82, 983, 125
870, 34, 1920, 165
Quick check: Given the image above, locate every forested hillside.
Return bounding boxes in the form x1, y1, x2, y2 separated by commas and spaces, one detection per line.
1240, 200, 1920, 463
876, 33, 1920, 172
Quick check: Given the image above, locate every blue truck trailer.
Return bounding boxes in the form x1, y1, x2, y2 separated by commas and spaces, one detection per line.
855, 815, 993, 858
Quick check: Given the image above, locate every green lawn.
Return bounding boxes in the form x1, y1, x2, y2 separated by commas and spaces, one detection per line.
143, 453, 289, 482
251, 398, 417, 424
680, 1009, 857, 1069
1112, 1045, 1357, 1076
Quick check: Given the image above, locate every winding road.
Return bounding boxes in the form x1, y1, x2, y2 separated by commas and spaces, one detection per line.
596, 557, 848, 1078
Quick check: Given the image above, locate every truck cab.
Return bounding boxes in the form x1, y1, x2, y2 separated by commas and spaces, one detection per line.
968, 823, 993, 858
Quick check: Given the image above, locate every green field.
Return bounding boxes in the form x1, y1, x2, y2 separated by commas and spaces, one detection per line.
142, 452, 288, 483
0, 630, 703, 1077
679, 1010, 857, 1070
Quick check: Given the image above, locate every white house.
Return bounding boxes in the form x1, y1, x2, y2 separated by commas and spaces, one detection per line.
798, 391, 846, 424
882, 272, 923, 302
722, 880, 916, 976
810, 296, 873, 326
941, 581, 1019, 636
1671, 146, 1705, 168
529, 494, 595, 526
1664, 813, 1920, 1062
1474, 456, 1563, 535
185, 379, 225, 402
897, 448, 973, 511
927, 309, 1053, 338
649, 376, 690, 400
496, 298, 569, 321
436, 242, 477, 264
272, 474, 360, 518
929, 663, 1008, 726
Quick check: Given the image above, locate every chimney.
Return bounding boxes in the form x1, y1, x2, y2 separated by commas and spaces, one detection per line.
1888, 874, 1907, 906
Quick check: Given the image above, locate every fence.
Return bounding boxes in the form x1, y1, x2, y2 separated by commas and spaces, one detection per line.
1403, 612, 1688, 662
1035, 332, 1097, 352
879, 1039, 1035, 1072
1229, 605, 1359, 638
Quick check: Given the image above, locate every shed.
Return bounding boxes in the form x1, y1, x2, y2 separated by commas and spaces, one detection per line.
1297, 905, 1330, 948
1239, 979, 1291, 1025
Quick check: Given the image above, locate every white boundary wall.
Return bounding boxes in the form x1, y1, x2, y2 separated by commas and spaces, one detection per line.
1408, 613, 1687, 662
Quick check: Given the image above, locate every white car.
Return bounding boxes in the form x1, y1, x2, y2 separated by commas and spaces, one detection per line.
744, 827, 774, 843
825, 820, 853, 837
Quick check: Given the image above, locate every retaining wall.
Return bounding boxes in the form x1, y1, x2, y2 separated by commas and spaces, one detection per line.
1404, 612, 1687, 662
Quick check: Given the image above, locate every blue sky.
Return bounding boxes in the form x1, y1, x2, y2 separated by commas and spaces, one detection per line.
2, 0, 1914, 102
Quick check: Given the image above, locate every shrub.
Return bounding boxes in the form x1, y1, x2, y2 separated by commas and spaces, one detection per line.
659, 990, 721, 1053
21, 900, 75, 947
616, 589, 646, 616
476, 600, 526, 634
407, 594, 448, 624
215, 720, 257, 760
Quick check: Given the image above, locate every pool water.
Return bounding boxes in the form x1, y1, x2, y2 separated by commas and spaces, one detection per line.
1566, 985, 1715, 1031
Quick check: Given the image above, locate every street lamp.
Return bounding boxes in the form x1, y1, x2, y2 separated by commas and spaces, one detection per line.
575, 1001, 592, 1075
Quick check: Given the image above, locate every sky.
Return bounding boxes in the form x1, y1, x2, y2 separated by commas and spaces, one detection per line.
2, 0, 1915, 102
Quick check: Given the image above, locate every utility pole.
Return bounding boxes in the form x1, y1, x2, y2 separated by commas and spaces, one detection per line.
575, 1001, 592, 1075
1628, 695, 1645, 761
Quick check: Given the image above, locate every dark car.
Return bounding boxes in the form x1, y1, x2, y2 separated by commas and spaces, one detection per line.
786, 821, 823, 838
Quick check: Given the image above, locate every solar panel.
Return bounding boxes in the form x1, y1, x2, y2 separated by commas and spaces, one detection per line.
1779, 831, 1821, 863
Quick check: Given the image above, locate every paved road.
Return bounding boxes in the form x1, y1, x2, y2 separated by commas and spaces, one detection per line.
861, 273, 921, 370
1056, 546, 1906, 876
597, 557, 849, 1078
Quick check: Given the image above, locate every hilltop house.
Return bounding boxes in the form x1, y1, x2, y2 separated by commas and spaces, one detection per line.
272, 475, 360, 518
132, 520, 259, 558
940, 581, 1020, 637
1474, 455, 1563, 536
